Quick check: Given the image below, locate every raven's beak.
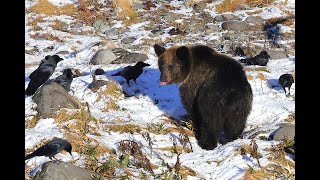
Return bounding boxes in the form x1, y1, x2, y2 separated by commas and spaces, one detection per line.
69, 152, 74, 160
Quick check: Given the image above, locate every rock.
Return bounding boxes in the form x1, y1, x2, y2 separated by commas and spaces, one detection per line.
192, 1, 207, 13
90, 49, 117, 65
121, 37, 137, 44
111, 52, 148, 64
245, 16, 264, 25
88, 80, 109, 93
221, 21, 251, 31
92, 20, 110, 33
273, 124, 295, 142
254, 49, 288, 59
133, 3, 145, 11
71, 22, 83, 29
33, 82, 81, 118
213, 14, 237, 22
164, 13, 183, 22
34, 161, 101, 180
104, 27, 119, 37
236, 3, 250, 10
187, 23, 206, 34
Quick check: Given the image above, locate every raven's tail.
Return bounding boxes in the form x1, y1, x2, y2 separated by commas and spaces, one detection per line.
25, 153, 36, 160
111, 72, 121, 76
25, 81, 39, 96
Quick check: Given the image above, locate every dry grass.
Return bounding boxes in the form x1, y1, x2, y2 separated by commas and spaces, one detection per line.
26, 114, 41, 129
165, 127, 195, 137
27, 16, 44, 31
216, 0, 275, 13
243, 66, 269, 72
113, 0, 138, 26
51, 19, 67, 31
284, 112, 295, 123
106, 123, 142, 134
96, 81, 122, 102
102, 99, 120, 112
265, 15, 295, 27
155, 146, 192, 154
29, 32, 63, 42
247, 75, 254, 80
75, 0, 110, 26
27, 0, 77, 16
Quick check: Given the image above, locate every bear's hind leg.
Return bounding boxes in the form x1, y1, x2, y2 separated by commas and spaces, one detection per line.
223, 116, 246, 142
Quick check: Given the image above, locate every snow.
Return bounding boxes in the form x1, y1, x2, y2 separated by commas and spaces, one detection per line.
25, 0, 295, 179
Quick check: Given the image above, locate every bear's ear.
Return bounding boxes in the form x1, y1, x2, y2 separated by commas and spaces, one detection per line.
154, 44, 166, 57
176, 46, 189, 61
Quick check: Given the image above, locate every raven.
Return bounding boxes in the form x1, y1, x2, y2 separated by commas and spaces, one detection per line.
111, 61, 150, 86
25, 138, 72, 160
54, 68, 73, 91
278, 73, 294, 96
25, 55, 63, 96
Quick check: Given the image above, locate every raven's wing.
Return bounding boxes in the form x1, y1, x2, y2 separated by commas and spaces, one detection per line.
29, 64, 55, 80
42, 141, 63, 157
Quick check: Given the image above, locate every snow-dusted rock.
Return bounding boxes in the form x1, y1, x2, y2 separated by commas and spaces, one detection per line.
273, 124, 295, 142
33, 82, 81, 118
221, 21, 252, 31
34, 161, 100, 180
90, 49, 117, 65
245, 16, 264, 25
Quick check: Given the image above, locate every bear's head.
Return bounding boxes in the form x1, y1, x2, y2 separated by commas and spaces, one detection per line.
154, 44, 190, 85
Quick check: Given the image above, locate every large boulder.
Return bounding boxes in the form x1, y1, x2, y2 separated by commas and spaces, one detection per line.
111, 48, 148, 64
33, 82, 81, 118
272, 124, 295, 142
90, 49, 117, 65
34, 161, 101, 180
221, 21, 252, 31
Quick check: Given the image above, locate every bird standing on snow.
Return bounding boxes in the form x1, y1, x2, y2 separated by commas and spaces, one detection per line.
54, 68, 74, 91
25, 138, 72, 161
278, 73, 294, 96
25, 55, 63, 96
111, 61, 150, 86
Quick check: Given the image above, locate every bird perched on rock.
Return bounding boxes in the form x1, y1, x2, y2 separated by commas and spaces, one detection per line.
25, 55, 63, 96
111, 61, 150, 86
54, 68, 74, 91
278, 73, 294, 96
94, 68, 105, 75
25, 138, 72, 161
239, 50, 270, 66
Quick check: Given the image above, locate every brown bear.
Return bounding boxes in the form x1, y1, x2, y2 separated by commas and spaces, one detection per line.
154, 44, 253, 150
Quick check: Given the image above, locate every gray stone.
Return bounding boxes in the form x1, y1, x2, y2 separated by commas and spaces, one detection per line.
213, 14, 237, 22
33, 82, 81, 118
187, 23, 206, 34
71, 22, 83, 29
104, 27, 119, 37
88, 80, 109, 93
254, 49, 288, 59
192, 1, 207, 13
273, 124, 295, 142
163, 13, 183, 22
236, 3, 250, 10
205, 24, 221, 31
93, 20, 110, 33
245, 16, 264, 25
111, 52, 148, 64
90, 49, 117, 65
121, 37, 137, 44
34, 161, 101, 180
221, 21, 251, 31
134, 3, 145, 11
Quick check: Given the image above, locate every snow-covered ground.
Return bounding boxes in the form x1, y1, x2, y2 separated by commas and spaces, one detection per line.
25, 0, 295, 179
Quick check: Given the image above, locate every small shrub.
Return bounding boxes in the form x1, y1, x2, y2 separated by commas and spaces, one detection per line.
27, 0, 77, 16
112, 0, 138, 26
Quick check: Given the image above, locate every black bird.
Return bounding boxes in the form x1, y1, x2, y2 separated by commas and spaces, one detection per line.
234, 47, 246, 57
111, 61, 150, 86
94, 68, 105, 75
26, 55, 63, 96
54, 68, 73, 91
239, 51, 270, 66
278, 73, 294, 96
25, 138, 72, 160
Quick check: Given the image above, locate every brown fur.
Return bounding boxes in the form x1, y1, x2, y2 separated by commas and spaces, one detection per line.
154, 44, 253, 150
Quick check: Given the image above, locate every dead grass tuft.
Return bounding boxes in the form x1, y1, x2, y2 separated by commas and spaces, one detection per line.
51, 19, 67, 31
26, 114, 41, 129
156, 146, 193, 154
102, 99, 120, 112
29, 32, 63, 42
284, 112, 295, 123
75, 0, 110, 26
216, 0, 275, 13
112, 0, 138, 26
27, 16, 44, 31
243, 66, 269, 72
27, 0, 77, 16
106, 123, 142, 134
